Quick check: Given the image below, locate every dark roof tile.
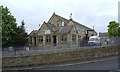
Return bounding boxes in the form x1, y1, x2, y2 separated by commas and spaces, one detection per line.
55, 13, 93, 30
59, 25, 73, 33
46, 23, 58, 32
55, 14, 69, 26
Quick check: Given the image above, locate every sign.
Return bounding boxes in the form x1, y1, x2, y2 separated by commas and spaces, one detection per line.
45, 30, 51, 34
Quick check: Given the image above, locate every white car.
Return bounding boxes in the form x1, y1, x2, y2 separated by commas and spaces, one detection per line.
88, 36, 102, 46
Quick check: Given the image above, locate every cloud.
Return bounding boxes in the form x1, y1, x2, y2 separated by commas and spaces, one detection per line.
1, 0, 119, 34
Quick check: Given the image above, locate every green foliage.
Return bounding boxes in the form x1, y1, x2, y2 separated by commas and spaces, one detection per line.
108, 21, 120, 37
0, 6, 2, 34
118, 27, 120, 36
15, 20, 28, 46
2, 6, 18, 47
1, 6, 28, 47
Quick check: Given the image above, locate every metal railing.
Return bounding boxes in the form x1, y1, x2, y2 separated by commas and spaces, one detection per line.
2, 37, 120, 57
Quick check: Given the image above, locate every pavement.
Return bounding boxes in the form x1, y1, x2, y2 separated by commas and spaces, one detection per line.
2, 55, 118, 70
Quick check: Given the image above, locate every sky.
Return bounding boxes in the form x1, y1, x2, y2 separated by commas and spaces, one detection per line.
1, 0, 119, 34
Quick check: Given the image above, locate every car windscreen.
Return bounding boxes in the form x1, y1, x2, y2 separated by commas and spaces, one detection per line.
89, 38, 98, 41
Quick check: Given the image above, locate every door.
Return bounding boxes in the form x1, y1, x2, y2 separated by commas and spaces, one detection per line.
34, 37, 36, 46
53, 35, 56, 46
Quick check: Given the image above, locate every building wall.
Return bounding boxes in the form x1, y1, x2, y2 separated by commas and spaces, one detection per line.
99, 32, 109, 38
48, 14, 62, 28
29, 14, 97, 48
28, 36, 37, 46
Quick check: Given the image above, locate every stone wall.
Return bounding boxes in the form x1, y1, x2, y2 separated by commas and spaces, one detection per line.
2, 44, 119, 68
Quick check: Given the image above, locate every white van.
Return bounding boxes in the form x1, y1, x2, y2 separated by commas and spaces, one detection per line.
88, 36, 102, 46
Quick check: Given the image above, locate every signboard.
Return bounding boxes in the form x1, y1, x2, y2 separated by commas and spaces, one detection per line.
45, 30, 51, 34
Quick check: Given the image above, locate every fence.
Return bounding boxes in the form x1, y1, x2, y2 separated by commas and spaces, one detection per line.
2, 37, 120, 57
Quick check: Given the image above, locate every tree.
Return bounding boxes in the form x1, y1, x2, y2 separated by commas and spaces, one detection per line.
2, 6, 28, 47
13, 20, 28, 46
118, 27, 120, 36
0, 6, 2, 34
0, 6, 2, 48
108, 21, 120, 37
1, 6, 18, 47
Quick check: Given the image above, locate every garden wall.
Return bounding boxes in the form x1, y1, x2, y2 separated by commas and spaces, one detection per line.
2, 44, 119, 67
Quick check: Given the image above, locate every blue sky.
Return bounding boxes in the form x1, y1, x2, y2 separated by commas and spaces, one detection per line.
1, 0, 119, 34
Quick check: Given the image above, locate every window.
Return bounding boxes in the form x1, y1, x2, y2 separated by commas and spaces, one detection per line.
94, 33, 96, 36
91, 33, 94, 36
78, 28, 80, 33
82, 29, 85, 34
62, 21, 64, 27
57, 21, 59, 27
61, 35, 67, 43
46, 35, 51, 42
39, 36, 43, 43
72, 34, 76, 44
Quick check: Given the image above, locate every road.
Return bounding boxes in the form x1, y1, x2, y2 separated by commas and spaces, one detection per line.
41, 58, 118, 70
3, 55, 119, 71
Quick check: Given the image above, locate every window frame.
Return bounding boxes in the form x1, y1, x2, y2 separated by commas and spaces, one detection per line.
46, 35, 51, 43
82, 29, 85, 34
78, 28, 81, 33
38, 36, 43, 43
57, 21, 60, 27
61, 35, 67, 44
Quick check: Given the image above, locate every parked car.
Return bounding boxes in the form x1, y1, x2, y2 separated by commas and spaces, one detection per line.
88, 36, 102, 46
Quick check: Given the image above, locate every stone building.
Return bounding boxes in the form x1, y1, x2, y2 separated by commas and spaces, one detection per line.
28, 13, 97, 48
99, 32, 109, 38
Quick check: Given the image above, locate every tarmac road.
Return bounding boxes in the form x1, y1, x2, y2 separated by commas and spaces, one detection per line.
41, 58, 118, 70
3, 55, 119, 71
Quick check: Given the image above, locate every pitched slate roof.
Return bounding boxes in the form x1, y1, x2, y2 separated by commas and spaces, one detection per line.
29, 13, 96, 35
59, 25, 73, 34
55, 13, 92, 30
55, 14, 69, 26
29, 30, 38, 36
73, 21, 92, 30
45, 23, 58, 32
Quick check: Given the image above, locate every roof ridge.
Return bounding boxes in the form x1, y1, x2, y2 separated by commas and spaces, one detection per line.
54, 13, 95, 31
29, 30, 38, 36
55, 13, 89, 28
73, 20, 92, 30
55, 13, 69, 21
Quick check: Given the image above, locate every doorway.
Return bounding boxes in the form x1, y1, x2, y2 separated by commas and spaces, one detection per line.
34, 37, 36, 46
53, 35, 56, 46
